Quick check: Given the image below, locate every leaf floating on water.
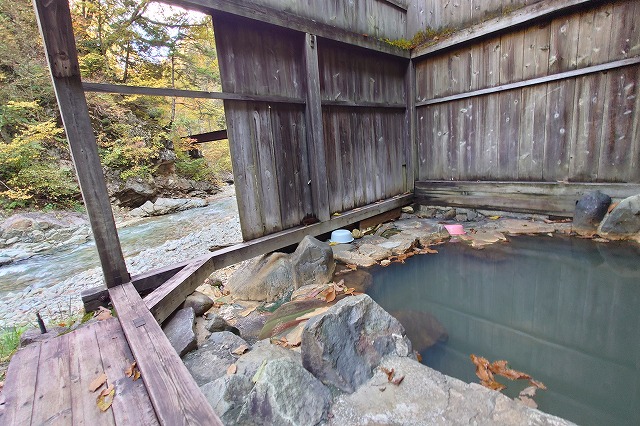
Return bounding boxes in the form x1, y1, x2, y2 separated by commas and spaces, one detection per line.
232, 344, 249, 355
227, 364, 237, 375
470, 354, 546, 400
517, 386, 539, 408
96, 384, 115, 412
420, 247, 439, 254
488, 360, 531, 381
89, 373, 107, 392
529, 379, 546, 390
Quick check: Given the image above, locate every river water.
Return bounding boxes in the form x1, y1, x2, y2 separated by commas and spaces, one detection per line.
367, 236, 640, 426
0, 191, 240, 296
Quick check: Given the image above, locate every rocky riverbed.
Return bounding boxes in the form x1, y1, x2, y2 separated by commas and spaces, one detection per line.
0, 185, 242, 328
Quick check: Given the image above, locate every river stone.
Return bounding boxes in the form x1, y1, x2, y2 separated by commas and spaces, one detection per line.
226, 253, 295, 302
598, 194, 640, 236
573, 191, 611, 233
237, 358, 332, 426
206, 314, 231, 332
301, 294, 413, 393
290, 236, 335, 289
163, 307, 197, 357
184, 291, 214, 316
357, 243, 391, 261
329, 356, 574, 426
182, 331, 249, 386
235, 340, 302, 377
200, 374, 254, 424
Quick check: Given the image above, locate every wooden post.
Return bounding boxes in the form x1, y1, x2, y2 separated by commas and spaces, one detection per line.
303, 33, 331, 222
405, 59, 417, 191
33, 0, 130, 288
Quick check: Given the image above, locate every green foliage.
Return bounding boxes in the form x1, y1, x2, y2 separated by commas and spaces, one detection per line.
0, 326, 25, 361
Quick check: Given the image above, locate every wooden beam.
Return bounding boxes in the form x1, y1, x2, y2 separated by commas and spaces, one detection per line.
379, 0, 408, 12
417, 56, 640, 107
171, 0, 409, 58
415, 181, 640, 217
109, 283, 222, 425
304, 33, 331, 222
320, 100, 406, 109
144, 256, 214, 324
81, 259, 199, 312
143, 193, 413, 323
83, 82, 305, 104
185, 129, 228, 144
411, 0, 602, 59
33, 0, 129, 288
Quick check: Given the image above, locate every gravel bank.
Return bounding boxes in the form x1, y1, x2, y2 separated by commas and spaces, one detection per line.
0, 185, 242, 328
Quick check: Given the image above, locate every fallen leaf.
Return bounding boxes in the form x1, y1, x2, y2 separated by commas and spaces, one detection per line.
324, 286, 336, 303
295, 306, 331, 321
96, 384, 115, 411
607, 202, 618, 213
227, 364, 237, 375
343, 287, 356, 295
488, 360, 531, 381
284, 323, 305, 347
329, 241, 338, 246
346, 264, 357, 270
124, 362, 136, 378
133, 370, 141, 381
529, 379, 547, 390
420, 247, 438, 254
391, 375, 405, 386
252, 360, 267, 383
415, 352, 423, 363
89, 373, 107, 392
519, 386, 538, 398
239, 306, 257, 317
518, 396, 538, 408
483, 380, 507, 391
95, 306, 112, 321
488, 215, 501, 220
232, 344, 249, 355
380, 367, 395, 382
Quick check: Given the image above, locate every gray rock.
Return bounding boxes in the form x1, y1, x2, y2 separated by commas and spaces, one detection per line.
238, 358, 332, 426
163, 307, 197, 357
357, 243, 391, 261
290, 236, 335, 289
301, 294, 413, 393
184, 291, 214, 316
598, 194, 640, 236
226, 253, 295, 302
183, 331, 249, 386
200, 374, 254, 424
443, 208, 457, 220
573, 191, 611, 233
0, 256, 12, 267
206, 314, 231, 332
329, 356, 573, 426
235, 340, 301, 378
332, 246, 377, 267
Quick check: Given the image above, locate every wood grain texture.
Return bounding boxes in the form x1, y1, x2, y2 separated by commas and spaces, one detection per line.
177, 0, 409, 57
415, 180, 640, 216
110, 283, 222, 425
94, 319, 159, 425
31, 335, 72, 425
34, 0, 129, 287
0, 343, 41, 425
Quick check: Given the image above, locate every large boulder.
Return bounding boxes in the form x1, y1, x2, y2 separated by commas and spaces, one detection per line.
183, 331, 249, 386
290, 236, 335, 289
301, 294, 413, 393
130, 198, 208, 217
237, 358, 332, 426
329, 356, 573, 426
163, 307, 197, 357
573, 191, 611, 233
226, 253, 295, 302
598, 194, 640, 236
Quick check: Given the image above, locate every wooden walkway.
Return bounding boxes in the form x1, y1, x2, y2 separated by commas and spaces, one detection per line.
0, 310, 221, 425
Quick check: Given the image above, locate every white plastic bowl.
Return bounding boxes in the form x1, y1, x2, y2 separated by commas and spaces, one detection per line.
330, 229, 354, 244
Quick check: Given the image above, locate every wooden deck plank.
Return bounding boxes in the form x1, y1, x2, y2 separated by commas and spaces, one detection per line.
110, 283, 222, 425
31, 334, 73, 425
94, 318, 159, 425
0, 343, 41, 425
68, 322, 115, 425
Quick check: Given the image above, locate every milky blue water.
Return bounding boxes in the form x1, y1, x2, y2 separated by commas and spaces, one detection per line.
367, 236, 640, 426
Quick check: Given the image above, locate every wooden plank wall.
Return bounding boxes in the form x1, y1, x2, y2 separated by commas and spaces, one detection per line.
415, 0, 640, 183
251, 0, 409, 39
407, 0, 543, 35
213, 14, 410, 240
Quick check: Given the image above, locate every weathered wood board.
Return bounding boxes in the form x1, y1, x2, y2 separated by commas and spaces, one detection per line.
415, 180, 640, 216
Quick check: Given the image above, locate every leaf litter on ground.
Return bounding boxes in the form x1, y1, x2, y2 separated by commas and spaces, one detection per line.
89, 372, 107, 392
96, 384, 115, 412
470, 354, 546, 403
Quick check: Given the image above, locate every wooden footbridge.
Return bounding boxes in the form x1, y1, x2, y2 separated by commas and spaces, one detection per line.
2, 0, 639, 423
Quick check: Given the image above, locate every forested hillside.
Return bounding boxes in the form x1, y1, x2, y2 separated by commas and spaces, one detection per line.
0, 0, 231, 210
